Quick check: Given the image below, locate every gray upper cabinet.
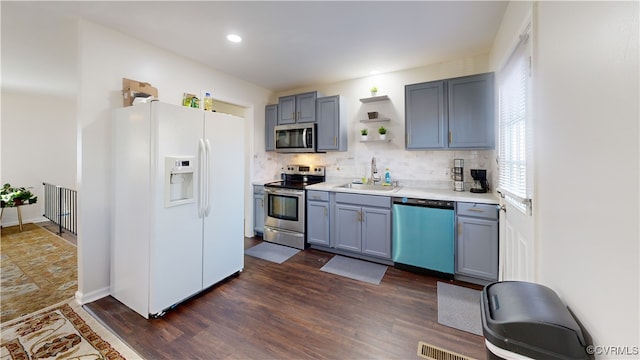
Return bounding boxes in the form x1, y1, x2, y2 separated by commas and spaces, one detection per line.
448, 73, 495, 148
278, 91, 318, 124
405, 81, 447, 149
265, 104, 278, 151
405, 72, 494, 150
316, 95, 347, 152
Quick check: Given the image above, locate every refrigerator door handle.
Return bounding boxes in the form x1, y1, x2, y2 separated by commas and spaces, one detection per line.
204, 139, 212, 217
198, 139, 206, 218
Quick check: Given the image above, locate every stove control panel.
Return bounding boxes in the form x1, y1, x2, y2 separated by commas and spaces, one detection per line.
282, 164, 325, 176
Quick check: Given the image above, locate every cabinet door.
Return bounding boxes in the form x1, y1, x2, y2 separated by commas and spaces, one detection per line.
334, 203, 362, 252
265, 104, 278, 151
253, 193, 264, 234
307, 201, 330, 246
456, 216, 499, 280
361, 207, 391, 259
316, 95, 340, 151
296, 92, 317, 123
448, 73, 495, 149
405, 81, 446, 149
278, 95, 296, 124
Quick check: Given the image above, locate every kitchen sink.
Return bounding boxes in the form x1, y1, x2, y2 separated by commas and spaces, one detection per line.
336, 183, 400, 192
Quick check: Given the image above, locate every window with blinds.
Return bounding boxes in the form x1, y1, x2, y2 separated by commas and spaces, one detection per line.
498, 31, 532, 214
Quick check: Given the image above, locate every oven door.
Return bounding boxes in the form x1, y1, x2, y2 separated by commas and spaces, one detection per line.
264, 187, 305, 233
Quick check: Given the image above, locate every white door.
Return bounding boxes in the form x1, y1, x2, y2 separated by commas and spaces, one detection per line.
501, 202, 535, 281
498, 20, 535, 282
202, 112, 245, 288
150, 103, 204, 314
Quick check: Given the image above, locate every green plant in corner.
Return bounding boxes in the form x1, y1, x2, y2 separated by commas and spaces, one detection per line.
369, 86, 378, 95
361, 128, 368, 136
378, 126, 387, 135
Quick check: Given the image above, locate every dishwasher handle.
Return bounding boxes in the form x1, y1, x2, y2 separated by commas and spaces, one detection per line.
392, 197, 454, 210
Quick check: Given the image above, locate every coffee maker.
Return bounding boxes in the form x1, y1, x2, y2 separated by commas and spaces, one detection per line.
452, 159, 464, 192
470, 169, 490, 193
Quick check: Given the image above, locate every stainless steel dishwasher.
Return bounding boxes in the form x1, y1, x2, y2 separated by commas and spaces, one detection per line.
392, 197, 455, 275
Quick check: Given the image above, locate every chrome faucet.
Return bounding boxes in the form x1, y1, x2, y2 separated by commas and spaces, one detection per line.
370, 157, 381, 185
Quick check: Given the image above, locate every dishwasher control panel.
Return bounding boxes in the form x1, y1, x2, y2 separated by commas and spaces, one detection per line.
393, 197, 454, 209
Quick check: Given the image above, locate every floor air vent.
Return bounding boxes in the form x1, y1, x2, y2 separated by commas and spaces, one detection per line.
417, 341, 475, 360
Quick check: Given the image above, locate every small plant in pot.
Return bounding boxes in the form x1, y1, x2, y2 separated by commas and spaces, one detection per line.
361, 128, 368, 141
378, 126, 387, 140
0, 183, 37, 207
370, 86, 378, 96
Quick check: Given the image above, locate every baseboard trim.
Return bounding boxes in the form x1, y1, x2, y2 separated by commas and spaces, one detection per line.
75, 287, 110, 305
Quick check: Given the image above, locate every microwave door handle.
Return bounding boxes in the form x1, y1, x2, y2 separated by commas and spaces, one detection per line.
302, 128, 308, 148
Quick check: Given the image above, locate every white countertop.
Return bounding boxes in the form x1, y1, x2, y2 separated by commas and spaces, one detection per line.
305, 181, 500, 205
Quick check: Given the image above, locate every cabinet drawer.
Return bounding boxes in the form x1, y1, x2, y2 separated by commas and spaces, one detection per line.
307, 190, 329, 202
456, 202, 498, 220
335, 193, 391, 208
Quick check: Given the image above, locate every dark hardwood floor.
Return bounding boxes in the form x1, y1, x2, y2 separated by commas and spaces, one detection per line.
86, 237, 486, 360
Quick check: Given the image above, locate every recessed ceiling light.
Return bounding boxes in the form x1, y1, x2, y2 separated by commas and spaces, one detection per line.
227, 34, 242, 43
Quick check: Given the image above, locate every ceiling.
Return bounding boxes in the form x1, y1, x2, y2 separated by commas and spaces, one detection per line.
16, 1, 508, 92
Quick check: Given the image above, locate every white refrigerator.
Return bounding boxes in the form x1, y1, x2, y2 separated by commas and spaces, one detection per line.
111, 101, 244, 319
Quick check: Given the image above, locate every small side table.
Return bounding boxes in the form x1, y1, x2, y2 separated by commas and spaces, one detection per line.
0, 205, 25, 231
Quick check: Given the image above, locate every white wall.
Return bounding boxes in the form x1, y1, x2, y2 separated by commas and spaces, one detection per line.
254, 55, 497, 191
76, 20, 271, 302
1, 3, 77, 225
491, 1, 639, 354
535, 1, 639, 352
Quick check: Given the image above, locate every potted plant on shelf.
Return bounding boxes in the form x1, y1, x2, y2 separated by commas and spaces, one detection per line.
0, 183, 38, 207
370, 86, 378, 96
378, 126, 387, 140
361, 128, 368, 141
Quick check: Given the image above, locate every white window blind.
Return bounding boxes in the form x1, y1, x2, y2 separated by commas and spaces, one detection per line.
498, 30, 532, 214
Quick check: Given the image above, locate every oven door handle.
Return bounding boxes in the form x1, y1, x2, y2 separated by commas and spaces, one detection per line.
264, 187, 304, 197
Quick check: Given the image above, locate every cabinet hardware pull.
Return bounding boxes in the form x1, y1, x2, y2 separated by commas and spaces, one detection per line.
468, 208, 485, 212
324, 208, 327, 217
449, 131, 453, 143
334, 136, 337, 146
458, 223, 462, 236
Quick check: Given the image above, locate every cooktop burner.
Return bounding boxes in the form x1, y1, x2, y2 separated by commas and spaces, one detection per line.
264, 164, 325, 190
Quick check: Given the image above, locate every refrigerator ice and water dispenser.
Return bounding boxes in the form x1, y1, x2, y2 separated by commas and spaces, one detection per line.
164, 157, 195, 207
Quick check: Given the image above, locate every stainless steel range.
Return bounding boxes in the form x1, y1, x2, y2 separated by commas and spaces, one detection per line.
264, 164, 325, 250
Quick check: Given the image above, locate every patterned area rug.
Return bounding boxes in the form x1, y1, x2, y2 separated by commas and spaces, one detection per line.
1, 223, 77, 323
1, 298, 141, 359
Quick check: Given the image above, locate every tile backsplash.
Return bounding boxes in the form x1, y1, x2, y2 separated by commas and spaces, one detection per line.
253, 146, 496, 191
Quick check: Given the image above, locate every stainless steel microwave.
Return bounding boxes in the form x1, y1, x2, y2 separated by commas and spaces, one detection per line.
275, 123, 316, 153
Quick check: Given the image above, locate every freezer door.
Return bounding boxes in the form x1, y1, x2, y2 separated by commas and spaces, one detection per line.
202, 112, 245, 288
149, 103, 204, 315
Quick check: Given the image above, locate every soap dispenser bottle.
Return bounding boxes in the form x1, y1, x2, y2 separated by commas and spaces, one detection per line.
384, 168, 391, 185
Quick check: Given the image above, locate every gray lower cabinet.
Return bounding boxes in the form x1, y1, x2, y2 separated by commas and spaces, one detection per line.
333, 193, 392, 260
306, 190, 330, 246
253, 185, 265, 236
455, 202, 499, 284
